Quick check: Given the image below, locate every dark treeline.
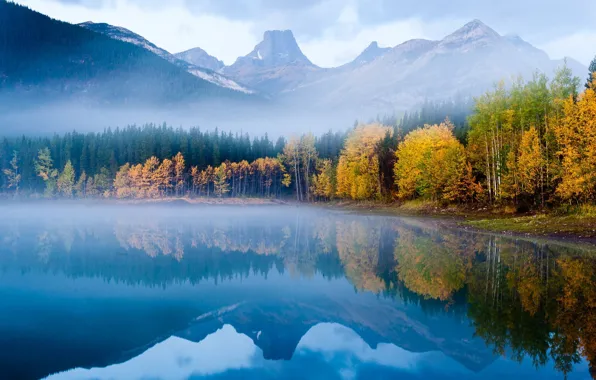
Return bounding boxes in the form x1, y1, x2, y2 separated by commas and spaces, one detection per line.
0, 122, 353, 197
371, 97, 474, 142
0, 124, 291, 193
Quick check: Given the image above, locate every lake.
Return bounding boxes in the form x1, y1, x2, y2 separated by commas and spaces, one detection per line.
0, 203, 594, 380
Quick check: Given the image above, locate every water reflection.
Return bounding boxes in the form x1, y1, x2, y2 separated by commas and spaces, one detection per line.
0, 203, 594, 379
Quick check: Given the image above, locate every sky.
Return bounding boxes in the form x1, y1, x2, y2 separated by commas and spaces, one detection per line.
13, 0, 596, 68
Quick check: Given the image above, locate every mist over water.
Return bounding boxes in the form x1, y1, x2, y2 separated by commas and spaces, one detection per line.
0, 203, 594, 380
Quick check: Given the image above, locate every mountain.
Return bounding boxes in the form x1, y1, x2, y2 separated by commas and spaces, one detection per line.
0, 1, 254, 106
223, 30, 321, 93
175, 47, 225, 72
0, 4, 588, 121
340, 41, 391, 70
282, 20, 588, 111
79, 22, 253, 94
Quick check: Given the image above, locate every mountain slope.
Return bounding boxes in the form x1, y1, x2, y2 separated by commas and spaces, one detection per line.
223, 30, 322, 93
79, 22, 253, 94
339, 41, 391, 70
285, 20, 588, 111
175, 47, 225, 72
0, 1, 251, 105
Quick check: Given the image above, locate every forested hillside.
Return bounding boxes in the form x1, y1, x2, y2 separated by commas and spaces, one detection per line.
0, 1, 245, 104
2, 63, 596, 210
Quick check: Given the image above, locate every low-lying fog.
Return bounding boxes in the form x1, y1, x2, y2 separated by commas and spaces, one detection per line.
0, 201, 318, 226
0, 99, 381, 137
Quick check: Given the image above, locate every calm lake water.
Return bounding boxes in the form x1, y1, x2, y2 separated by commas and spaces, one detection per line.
0, 203, 595, 380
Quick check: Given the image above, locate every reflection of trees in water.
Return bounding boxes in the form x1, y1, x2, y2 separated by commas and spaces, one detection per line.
385, 220, 596, 377
2, 211, 596, 377
0, 212, 348, 286
467, 237, 596, 377
393, 225, 476, 301
336, 218, 386, 293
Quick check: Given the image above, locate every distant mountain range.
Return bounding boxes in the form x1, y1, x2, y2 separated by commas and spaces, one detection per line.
0, 1, 589, 116
216, 19, 586, 110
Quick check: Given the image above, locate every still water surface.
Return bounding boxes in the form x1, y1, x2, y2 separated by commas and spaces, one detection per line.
0, 203, 595, 380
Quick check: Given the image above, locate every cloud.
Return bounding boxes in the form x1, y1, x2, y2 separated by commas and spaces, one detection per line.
46, 0, 596, 41
16, 0, 596, 67
539, 31, 596, 65
16, 0, 258, 65
355, 0, 596, 40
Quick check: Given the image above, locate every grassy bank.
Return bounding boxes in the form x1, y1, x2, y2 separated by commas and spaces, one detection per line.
464, 207, 596, 240
333, 200, 596, 242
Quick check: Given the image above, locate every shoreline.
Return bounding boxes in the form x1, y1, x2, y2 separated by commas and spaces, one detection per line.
322, 201, 596, 246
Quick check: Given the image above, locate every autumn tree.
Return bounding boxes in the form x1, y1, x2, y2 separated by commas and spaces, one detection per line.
114, 163, 133, 198
155, 158, 174, 197
336, 124, 390, 200
128, 164, 143, 198
213, 162, 230, 197
311, 159, 335, 201
75, 171, 87, 198
554, 80, 596, 202
142, 157, 160, 198
190, 166, 199, 195
57, 160, 75, 198
2, 150, 21, 195
85, 176, 96, 198
395, 121, 473, 202
517, 126, 543, 202
92, 168, 112, 198
467, 65, 581, 206
173, 152, 186, 196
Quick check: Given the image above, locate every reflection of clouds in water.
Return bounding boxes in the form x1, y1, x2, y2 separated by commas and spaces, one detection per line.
296, 323, 468, 376
44, 322, 471, 380
44, 325, 260, 380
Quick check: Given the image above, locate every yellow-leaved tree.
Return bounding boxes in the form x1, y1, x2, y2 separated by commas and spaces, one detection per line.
335, 124, 390, 200
554, 79, 596, 202
394, 121, 477, 202
311, 158, 335, 201
517, 126, 543, 197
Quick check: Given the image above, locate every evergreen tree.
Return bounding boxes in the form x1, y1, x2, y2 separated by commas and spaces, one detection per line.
586, 55, 596, 89
35, 147, 58, 197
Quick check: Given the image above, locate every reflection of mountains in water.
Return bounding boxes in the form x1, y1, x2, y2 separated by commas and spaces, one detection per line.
43, 298, 497, 380
47, 323, 478, 380
2, 268, 493, 379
